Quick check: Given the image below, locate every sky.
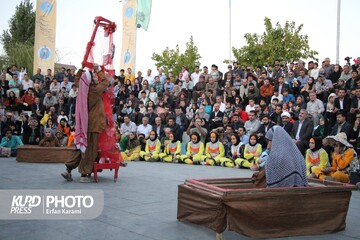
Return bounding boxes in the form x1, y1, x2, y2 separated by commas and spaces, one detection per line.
1, 0, 359, 73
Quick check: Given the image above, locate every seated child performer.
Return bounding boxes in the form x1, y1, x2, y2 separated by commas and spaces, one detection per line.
305, 136, 329, 178
120, 131, 141, 161
159, 132, 181, 163
218, 133, 243, 168
235, 134, 262, 168
139, 130, 161, 161
179, 132, 204, 164
202, 132, 225, 166
320, 132, 356, 183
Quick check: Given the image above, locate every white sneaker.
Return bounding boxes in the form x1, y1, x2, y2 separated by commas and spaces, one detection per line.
80, 176, 91, 183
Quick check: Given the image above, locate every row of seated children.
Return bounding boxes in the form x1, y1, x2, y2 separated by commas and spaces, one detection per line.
120, 130, 266, 170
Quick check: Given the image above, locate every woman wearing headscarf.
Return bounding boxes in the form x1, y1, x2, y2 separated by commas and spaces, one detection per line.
313, 115, 330, 138
139, 130, 161, 161
321, 132, 356, 183
201, 132, 225, 166
159, 132, 181, 163
305, 136, 329, 178
179, 132, 204, 165
39, 128, 60, 147
120, 132, 141, 161
235, 134, 262, 169
218, 133, 243, 168
265, 126, 308, 188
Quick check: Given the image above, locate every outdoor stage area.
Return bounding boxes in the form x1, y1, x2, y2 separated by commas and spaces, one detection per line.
0, 158, 360, 240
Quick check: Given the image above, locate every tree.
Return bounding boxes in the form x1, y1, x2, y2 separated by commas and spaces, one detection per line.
0, 0, 35, 74
152, 36, 201, 77
232, 17, 318, 68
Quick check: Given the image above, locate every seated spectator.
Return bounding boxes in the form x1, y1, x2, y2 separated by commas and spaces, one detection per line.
315, 74, 333, 103
300, 76, 316, 101
5, 91, 18, 112
18, 88, 36, 114
321, 133, 356, 183
7, 74, 21, 99
57, 118, 71, 138
39, 128, 60, 147
137, 116, 152, 139
329, 111, 353, 140
55, 129, 68, 146
43, 91, 57, 110
306, 92, 324, 125
305, 136, 329, 179
244, 110, 261, 135
0, 128, 23, 156
24, 118, 41, 145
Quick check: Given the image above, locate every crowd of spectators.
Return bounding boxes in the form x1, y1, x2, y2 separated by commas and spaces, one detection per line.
1, 58, 360, 184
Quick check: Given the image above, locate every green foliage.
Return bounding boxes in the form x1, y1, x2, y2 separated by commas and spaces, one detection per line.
232, 17, 318, 68
152, 36, 201, 77
0, 0, 35, 74
8, 43, 34, 76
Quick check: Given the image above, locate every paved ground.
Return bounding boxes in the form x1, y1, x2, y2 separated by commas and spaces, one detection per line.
0, 157, 359, 240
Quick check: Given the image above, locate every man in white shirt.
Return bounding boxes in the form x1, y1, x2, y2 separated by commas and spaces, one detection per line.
137, 116, 152, 139
214, 96, 226, 112
190, 66, 201, 86
143, 69, 154, 86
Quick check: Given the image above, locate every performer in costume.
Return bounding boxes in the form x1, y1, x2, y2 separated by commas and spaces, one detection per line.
218, 133, 243, 168
265, 126, 308, 188
61, 65, 110, 183
305, 136, 329, 179
159, 132, 181, 163
320, 132, 356, 183
235, 134, 262, 169
201, 132, 225, 166
121, 131, 141, 161
179, 132, 204, 164
139, 130, 161, 161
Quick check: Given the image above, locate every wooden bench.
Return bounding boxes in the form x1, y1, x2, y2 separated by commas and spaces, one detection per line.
16, 145, 77, 163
